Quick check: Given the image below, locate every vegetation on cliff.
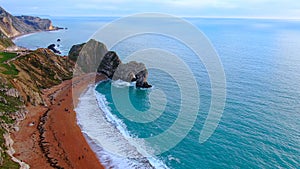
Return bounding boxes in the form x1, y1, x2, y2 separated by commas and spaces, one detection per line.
0, 33, 14, 51
0, 6, 72, 168
0, 75, 22, 169
0, 128, 19, 169
0, 52, 18, 75
0, 49, 74, 168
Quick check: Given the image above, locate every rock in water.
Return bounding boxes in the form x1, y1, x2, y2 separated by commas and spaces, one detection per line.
47, 44, 61, 54
136, 70, 152, 88
113, 61, 152, 88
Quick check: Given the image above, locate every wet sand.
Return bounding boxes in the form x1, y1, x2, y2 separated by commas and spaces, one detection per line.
12, 73, 106, 169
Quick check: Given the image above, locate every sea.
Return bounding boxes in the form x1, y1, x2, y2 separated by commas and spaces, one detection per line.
14, 16, 300, 169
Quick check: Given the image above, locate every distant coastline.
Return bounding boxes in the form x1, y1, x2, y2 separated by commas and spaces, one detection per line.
12, 27, 64, 42
0, 6, 64, 50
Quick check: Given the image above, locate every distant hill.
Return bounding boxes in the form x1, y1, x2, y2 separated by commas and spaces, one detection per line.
0, 6, 60, 50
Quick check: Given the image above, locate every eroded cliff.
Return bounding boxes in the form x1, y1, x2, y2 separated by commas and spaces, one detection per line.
0, 49, 74, 168
69, 39, 152, 88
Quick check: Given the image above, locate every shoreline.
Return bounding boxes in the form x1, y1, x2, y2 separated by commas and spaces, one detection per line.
12, 73, 106, 169
11, 28, 64, 42
76, 79, 169, 169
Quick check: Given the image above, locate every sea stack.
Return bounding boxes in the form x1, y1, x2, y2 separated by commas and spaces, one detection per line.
113, 61, 152, 88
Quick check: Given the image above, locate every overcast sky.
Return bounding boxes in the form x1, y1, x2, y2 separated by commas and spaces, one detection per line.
1, 0, 300, 18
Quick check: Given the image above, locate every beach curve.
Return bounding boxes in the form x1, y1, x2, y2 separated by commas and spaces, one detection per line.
11, 73, 106, 169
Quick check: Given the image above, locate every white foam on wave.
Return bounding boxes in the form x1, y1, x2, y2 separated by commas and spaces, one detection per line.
111, 79, 155, 90
75, 84, 169, 169
112, 79, 136, 88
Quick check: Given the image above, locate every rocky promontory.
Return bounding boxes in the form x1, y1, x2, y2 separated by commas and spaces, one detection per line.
0, 6, 62, 50
69, 39, 152, 88
0, 6, 61, 38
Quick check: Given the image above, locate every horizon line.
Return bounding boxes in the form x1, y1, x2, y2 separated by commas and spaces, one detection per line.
47, 15, 300, 20
10, 12, 300, 21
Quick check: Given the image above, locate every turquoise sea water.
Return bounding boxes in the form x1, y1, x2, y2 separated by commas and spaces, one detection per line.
15, 17, 300, 168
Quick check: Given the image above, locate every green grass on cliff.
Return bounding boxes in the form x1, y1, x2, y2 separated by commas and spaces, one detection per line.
0, 52, 16, 62
0, 37, 14, 49
0, 91, 20, 168
0, 52, 19, 75
0, 91, 22, 124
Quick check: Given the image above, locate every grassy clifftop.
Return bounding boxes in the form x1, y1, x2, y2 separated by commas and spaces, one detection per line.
0, 52, 18, 75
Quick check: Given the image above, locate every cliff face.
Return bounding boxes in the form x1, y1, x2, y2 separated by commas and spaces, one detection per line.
0, 6, 61, 50
68, 42, 85, 62
69, 39, 152, 88
97, 51, 122, 78
75, 39, 108, 73
0, 75, 25, 169
0, 48, 74, 168
0, 32, 14, 50
11, 49, 74, 105
1, 48, 73, 106
0, 6, 20, 38
15, 15, 55, 32
0, 6, 57, 38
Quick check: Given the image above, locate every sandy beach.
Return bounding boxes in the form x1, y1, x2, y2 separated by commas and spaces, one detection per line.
12, 73, 106, 169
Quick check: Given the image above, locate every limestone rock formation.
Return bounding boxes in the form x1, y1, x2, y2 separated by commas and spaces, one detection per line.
113, 61, 152, 88
76, 39, 108, 73
69, 39, 152, 88
135, 70, 152, 88
97, 51, 121, 78
68, 42, 85, 61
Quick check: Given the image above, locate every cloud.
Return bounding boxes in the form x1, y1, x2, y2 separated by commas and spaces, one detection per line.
0, 0, 300, 18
